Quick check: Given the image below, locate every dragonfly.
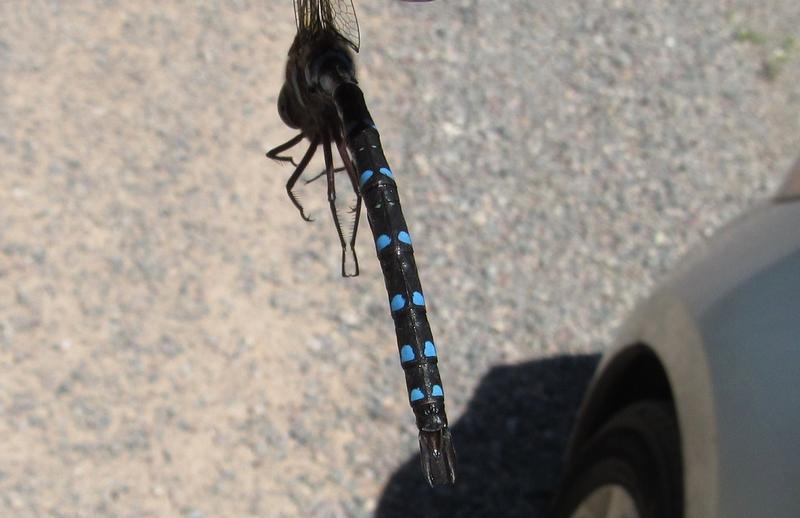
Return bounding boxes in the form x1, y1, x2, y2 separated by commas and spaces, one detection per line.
266, 0, 456, 486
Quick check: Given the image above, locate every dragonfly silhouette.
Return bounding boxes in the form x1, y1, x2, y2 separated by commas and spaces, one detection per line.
266, 0, 456, 486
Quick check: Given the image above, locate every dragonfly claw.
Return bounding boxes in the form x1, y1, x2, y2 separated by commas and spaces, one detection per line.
418, 427, 456, 487
295, 206, 313, 222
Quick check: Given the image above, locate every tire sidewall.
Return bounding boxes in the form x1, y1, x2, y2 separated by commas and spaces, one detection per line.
549, 400, 683, 518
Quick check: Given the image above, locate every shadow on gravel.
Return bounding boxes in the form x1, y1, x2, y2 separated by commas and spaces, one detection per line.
375, 353, 600, 518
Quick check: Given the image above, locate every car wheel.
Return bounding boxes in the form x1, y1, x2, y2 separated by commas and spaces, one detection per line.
549, 400, 683, 518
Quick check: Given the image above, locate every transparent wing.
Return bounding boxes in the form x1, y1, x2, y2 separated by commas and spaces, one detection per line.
294, 0, 359, 52
320, 0, 360, 52
294, 0, 324, 36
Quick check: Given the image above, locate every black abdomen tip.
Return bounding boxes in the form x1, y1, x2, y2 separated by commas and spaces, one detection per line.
419, 427, 456, 487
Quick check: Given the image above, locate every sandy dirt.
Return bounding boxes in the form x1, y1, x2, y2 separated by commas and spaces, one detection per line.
1, 1, 798, 516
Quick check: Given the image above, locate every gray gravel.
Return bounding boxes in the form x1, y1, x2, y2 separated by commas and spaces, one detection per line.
1, 0, 799, 516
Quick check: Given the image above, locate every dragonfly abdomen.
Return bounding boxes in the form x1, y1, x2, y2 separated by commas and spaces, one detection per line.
356, 148, 448, 433
326, 74, 454, 484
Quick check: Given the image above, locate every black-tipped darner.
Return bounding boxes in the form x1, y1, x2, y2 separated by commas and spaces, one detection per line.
266, 0, 456, 486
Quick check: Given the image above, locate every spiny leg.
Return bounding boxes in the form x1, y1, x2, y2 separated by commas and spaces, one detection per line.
305, 166, 345, 185
334, 134, 362, 214
323, 138, 357, 277
266, 133, 304, 167
286, 137, 320, 222
335, 134, 362, 275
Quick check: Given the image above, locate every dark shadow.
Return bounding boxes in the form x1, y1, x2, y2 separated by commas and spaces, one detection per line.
375, 354, 600, 518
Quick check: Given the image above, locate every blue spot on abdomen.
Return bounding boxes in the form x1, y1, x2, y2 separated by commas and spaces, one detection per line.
359, 170, 374, 187
390, 294, 406, 312
379, 167, 393, 179
400, 345, 415, 363
431, 385, 444, 397
410, 388, 424, 402
376, 234, 391, 251
398, 231, 412, 245
412, 291, 425, 306
424, 341, 437, 358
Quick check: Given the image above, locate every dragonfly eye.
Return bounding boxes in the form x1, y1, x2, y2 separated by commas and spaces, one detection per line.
277, 82, 301, 129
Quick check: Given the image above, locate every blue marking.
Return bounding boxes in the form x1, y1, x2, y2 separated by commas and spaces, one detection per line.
376, 234, 391, 251
400, 345, 415, 363
424, 341, 437, 358
390, 294, 406, 312
431, 385, 444, 397
412, 291, 425, 306
398, 231, 412, 245
379, 167, 393, 179
410, 388, 425, 402
359, 170, 374, 187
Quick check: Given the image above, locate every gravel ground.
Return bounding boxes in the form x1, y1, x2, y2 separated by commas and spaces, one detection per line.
1, 1, 799, 516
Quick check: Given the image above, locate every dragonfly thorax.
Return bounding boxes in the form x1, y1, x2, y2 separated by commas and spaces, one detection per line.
278, 30, 355, 139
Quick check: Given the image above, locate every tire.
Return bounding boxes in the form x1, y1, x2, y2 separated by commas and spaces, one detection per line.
549, 400, 683, 518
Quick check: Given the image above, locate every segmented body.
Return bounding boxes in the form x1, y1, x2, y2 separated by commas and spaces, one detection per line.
353, 123, 448, 427
334, 79, 456, 488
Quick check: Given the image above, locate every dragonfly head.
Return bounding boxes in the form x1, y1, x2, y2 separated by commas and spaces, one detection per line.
277, 82, 303, 130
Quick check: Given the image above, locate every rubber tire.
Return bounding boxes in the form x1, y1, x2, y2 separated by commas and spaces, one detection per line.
549, 400, 683, 518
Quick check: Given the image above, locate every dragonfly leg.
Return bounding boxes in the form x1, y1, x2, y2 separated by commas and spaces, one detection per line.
305, 166, 345, 185
334, 134, 362, 270
324, 139, 358, 277
266, 132, 304, 167
286, 137, 320, 222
